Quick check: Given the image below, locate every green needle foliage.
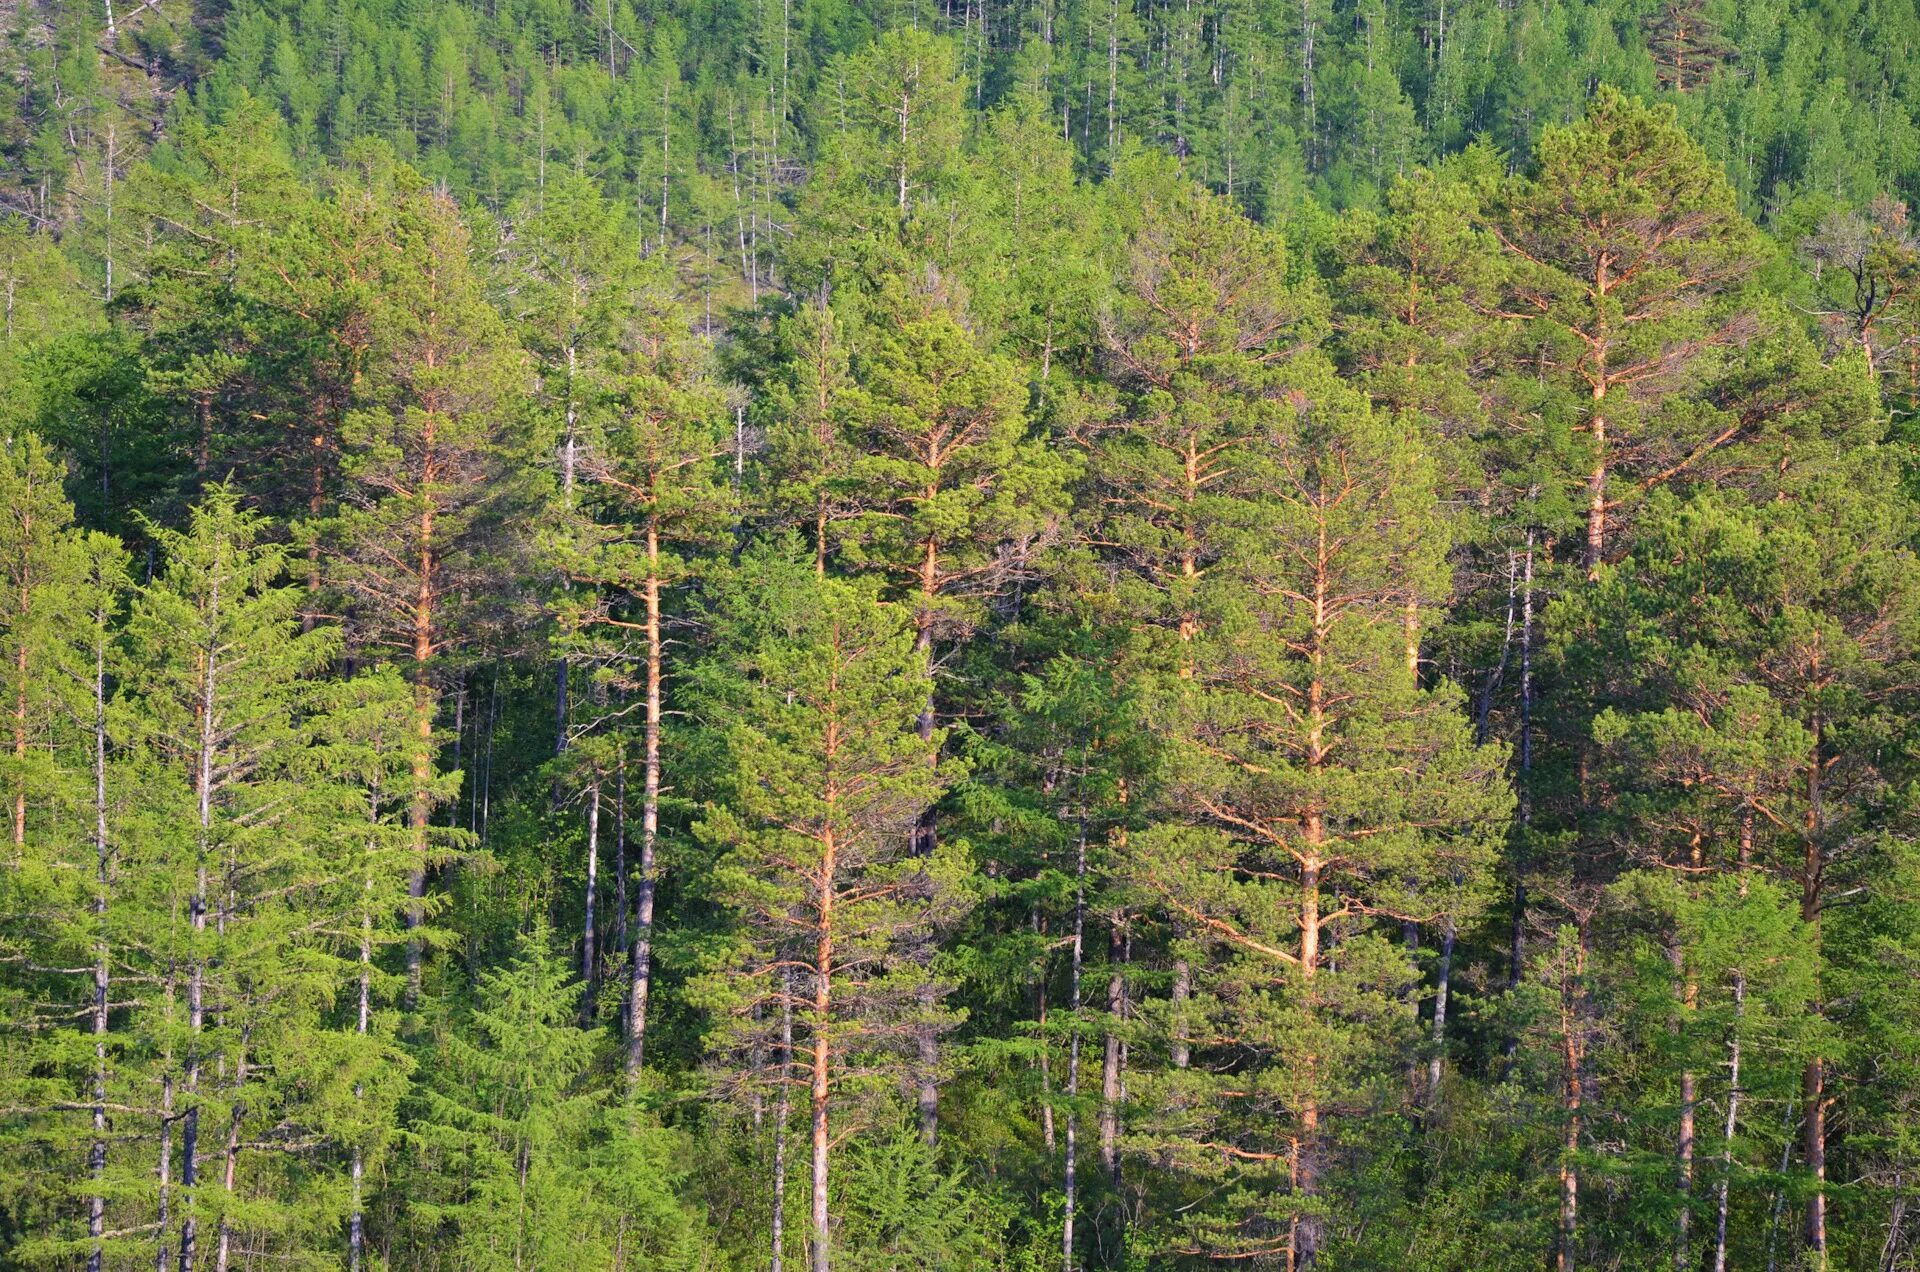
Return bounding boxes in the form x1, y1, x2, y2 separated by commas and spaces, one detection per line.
6, 28, 1920, 1272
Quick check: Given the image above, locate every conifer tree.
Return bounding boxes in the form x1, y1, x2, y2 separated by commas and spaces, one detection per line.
1495, 87, 1764, 575
1129, 360, 1510, 1269
403, 920, 701, 1270
697, 549, 962, 1272
1550, 471, 1920, 1268
117, 487, 341, 1270
322, 148, 530, 1002
0, 439, 131, 1272
546, 248, 730, 1076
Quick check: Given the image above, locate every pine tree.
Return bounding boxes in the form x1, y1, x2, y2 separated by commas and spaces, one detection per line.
1549, 470, 1920, 1269
322, 146, 530, 1003
546, 248, 730, 1076
696, 549, 962, 1272
1129, 359, 1510, 1269
1495, 87, 1764, 575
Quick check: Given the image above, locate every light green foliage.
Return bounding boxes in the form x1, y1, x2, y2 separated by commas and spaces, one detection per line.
3, 16, 1920, 1271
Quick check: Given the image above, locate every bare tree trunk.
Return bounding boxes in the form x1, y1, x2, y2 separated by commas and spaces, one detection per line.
1804, 716, 1828, 1271
1805, 1059, 1828, 1269
771, 975, 792, 1272
1765, 1099, 1799, 1272
350, 874, 372, 1272
404, 526, 437, 1008
1062, 821, 1086, 1272
627, 524, 663, 1083
1426, 919, 1455, 1103
213, 1027, 249, 1272
1291, 857, 1323, 1272
1098, 915, 1124, 1185
810, 832, 836, 1272
155, 1036, 174, 1272
1711, 967, 1745, 1272
1708, 818, 1755, 1272
88, 613, 110, 1272
179, 601, 221, 1272
1511, 534, 1534, 985
581, 772, 601, 1021
1035, 909, 1055, 1153
911, 597, 940, 1146
1556, 925, 1589, 1272
1585, 365, 1609, 577
613, 749, 629, 960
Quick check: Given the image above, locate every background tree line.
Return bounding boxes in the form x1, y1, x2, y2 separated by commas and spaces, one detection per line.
2, 7, 1920, 1272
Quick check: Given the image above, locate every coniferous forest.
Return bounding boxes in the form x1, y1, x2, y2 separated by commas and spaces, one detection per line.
8, 0, 1920, 1268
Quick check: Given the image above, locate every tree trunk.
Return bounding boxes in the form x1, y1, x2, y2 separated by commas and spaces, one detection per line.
1805, 1059, 1828, 1270
1674, 936, 1696, 1271
1063, 821, 1087, 1272
1557, 926, 1589, 1272
1584, 340, 1610, 577
1098, 915, 1124, 1184
771, 974, 792, 1272
581, 772, 601, 1021
155, 1054, 174, 1272
1426, 918, 1455, 1104
613, 749, 629, 960
1803, 717, 1827, 1270
626, 525, 662, 1083
350, 885, 371, 1272
912, 551, 941, 1145
810, 831, 836, 1272
1504, 535, 1536, 1073
1292, 857, 1323, 1272
1712, 968, 1745, 1272
405, 519, 437, 1009
84, 608, 110, 1272
1712, 810, 1754, 1272
179, 607, 221, 1272
1035, 909, 1054, 1153
213, 1027, 249, 1272
12, 556, 27, 849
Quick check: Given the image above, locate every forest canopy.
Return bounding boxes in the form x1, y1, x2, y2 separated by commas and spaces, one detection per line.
5, 0, 1920, 1270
